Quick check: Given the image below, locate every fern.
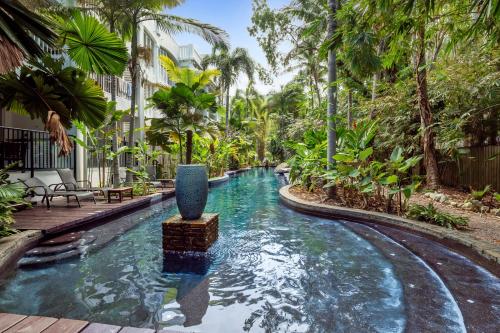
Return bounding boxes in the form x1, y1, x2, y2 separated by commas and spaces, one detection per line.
471, 185, 491, 200
407, 204, 469, 230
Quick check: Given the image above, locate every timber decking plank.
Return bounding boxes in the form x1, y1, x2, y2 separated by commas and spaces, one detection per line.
3, 316, 57, 333
118, 327, 155, 333
0, 314, 26, 332
42, 318, 88, 333
12, 190, 174, 234
80, 323, 121, 333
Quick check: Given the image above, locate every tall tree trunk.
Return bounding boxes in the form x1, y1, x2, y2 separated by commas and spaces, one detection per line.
312, 66, 322, 107
126, 21, 139, 184
109, 75, 120, 187
369, 72, 379, 119
257, 139, 265, 162
109, 21, 121, 188
225, 85, 230, 131
110, 76, 120, 188
326, 0, 337, 170
347, 89, 353, 128
370, 43, 382, 119
309, 76, 315, 109
185, 130, 193, 165
415, 24, 440, 189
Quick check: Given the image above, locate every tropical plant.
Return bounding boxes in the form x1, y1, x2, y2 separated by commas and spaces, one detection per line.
77, 0, 131, 187
72, 104, 128, 187
56, 11, 128, 75
471, 185, 492, 201
126, 141, 161, 196
122, 0, 229, 183
0, 0, 57, 73
382, 147, 422, 214
147, 57, 220, 165
0, 164, 26, 238
408, 204, 469, 230
0, 56, 108, 155
250, 95, 273, 162
203, 47, 255, 129
287, 129, 327, 190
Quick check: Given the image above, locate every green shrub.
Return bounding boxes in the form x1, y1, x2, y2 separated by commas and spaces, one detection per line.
407, 204, 468, 229
470, 185, 491, 200
0, 164, 25, 238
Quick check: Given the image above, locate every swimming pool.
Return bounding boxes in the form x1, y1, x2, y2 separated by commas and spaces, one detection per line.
0, 169, 498, 332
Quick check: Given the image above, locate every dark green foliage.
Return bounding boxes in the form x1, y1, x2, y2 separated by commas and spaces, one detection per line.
0, 164, 26, 238
0, 56, 107, 129
228, 155, 240, 171
407, 204, 469, 229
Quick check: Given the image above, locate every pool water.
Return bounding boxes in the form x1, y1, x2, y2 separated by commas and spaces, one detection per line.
0, 169, 476, 332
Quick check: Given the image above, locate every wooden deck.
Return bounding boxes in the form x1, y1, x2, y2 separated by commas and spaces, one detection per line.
12, 190, 175, 235
0, 313, 185, 333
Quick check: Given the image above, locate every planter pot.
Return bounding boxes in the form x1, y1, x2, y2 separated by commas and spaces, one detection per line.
175, 164, 208, 220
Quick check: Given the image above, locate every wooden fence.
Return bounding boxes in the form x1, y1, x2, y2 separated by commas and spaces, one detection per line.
439, 145, 500, 191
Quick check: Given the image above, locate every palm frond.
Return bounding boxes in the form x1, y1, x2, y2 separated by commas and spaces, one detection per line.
0, 0, 57, 73
149, 12, 229, 48
57, 11, 128, 75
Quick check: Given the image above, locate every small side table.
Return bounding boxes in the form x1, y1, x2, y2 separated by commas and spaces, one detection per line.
158, 179, 175, 188
107, 187, 133, 203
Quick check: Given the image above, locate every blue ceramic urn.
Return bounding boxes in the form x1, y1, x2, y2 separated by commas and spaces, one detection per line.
175, 164, 208, 220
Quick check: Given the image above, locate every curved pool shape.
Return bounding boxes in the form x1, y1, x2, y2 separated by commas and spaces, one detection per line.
0, 169, 496, 332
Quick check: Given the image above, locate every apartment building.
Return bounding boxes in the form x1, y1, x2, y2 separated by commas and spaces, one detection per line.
0, 17, 205, 184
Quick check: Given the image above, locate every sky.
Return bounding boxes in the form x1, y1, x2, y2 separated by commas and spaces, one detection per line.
169, 0, 292, 95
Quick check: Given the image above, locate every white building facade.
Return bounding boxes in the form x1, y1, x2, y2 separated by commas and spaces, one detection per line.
0, 18, 204, 184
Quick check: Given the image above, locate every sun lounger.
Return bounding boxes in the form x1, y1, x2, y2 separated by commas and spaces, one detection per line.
19, 177, 96, 209
57, 168, 111, 196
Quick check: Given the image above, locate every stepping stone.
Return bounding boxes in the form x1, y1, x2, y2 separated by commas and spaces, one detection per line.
18, 249, 82, 267
40, 231, 83, 246
26, 235, 96, 257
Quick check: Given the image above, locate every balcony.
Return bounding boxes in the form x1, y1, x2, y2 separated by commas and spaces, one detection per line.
0, 126, 75, 177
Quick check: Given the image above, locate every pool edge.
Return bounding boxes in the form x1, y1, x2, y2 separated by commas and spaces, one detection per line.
279, 185, 500, 276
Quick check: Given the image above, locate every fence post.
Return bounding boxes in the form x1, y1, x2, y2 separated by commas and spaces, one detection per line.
30, 131, 34, 178
49, 136, 53, 169
73, 142, 77, 179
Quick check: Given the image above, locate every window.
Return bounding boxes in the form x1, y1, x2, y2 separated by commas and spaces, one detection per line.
159, 48, 169, 83
143, 31, 155, 65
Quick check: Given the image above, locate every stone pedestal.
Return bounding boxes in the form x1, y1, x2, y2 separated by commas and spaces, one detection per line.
162, 214, 218, 252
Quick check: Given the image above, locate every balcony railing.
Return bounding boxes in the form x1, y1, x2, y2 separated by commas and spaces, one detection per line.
0, 126, 75, 177
89, 74, 132, 100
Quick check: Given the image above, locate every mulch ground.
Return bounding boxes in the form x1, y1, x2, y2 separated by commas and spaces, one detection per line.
289, 185, 500, 246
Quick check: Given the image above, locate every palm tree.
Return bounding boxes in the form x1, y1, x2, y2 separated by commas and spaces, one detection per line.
203, 47, 255, 130
250, 96, 272, 162
79, 0, 129, 187
122, 0, 229, 182
326, 0, 338, 170
148, 56, 220, 164
0, 0, 57, 73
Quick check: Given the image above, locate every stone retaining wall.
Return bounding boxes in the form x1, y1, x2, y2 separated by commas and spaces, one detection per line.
0, 230, 43, 279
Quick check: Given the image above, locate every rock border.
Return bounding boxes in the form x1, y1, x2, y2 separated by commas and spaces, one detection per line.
279, 185, 500, 270
209, 175, 230, 187
0, 230, 43, 279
